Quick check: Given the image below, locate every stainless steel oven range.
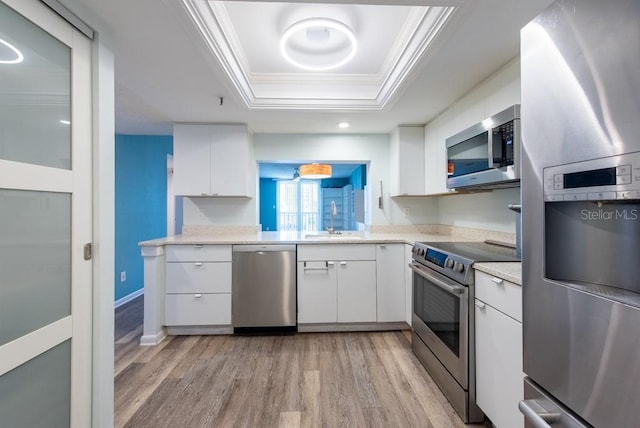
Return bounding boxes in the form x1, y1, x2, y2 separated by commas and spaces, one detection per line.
410, 241, 519, 423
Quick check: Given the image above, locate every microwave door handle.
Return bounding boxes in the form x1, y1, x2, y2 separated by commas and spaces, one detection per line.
409, 262, 465, 295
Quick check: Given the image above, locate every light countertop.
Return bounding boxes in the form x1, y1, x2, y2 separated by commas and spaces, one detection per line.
473, 262, 522, 285
139, 231, 462, 247
140, 230, 522, 284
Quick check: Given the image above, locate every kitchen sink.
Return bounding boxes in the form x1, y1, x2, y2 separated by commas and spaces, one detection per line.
304, 232, 364, 240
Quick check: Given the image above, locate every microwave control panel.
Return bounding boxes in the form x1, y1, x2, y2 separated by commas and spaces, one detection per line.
544, 151, 640, 201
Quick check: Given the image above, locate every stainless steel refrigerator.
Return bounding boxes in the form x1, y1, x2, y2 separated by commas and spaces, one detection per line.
521, 0, 640, 427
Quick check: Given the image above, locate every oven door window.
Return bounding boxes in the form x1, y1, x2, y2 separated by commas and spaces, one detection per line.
413, 272, 461, 356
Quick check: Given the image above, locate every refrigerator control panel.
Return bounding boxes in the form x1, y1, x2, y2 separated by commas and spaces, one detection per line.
544, 151, 640, 201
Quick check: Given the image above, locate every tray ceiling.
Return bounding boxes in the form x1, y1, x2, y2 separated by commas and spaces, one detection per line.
180, 0, 455, 110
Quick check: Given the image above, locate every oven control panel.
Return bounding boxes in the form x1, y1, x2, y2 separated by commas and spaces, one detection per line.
412, 243, 471, 284
544, 151, 640, 201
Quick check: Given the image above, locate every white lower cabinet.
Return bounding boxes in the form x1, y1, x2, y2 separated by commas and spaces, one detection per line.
165, 294, 231, 326
297, 244, 377, 324
165, 244, 232, 327
474, 271, 524, 428
375, 244, 406, 322
297, 260, 338, 323
337, 260, 376, 323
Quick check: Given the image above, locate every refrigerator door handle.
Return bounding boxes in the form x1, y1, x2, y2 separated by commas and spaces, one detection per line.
519, 400, 560, 428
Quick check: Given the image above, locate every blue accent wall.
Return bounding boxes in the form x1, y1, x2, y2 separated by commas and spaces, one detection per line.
349, 165, 366, 190
115, 134, 173, 301
320, 178, 349, 188
259, 178, 277, 231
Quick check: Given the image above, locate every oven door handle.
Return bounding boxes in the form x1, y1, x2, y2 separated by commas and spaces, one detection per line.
409, 262, 465, 295
519, 400, 561, 428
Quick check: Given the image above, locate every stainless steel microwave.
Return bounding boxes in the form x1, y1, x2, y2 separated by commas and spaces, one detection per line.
446, 104, 520, 190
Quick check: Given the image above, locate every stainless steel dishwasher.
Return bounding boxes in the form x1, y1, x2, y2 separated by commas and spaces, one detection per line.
232, 244, 297, 331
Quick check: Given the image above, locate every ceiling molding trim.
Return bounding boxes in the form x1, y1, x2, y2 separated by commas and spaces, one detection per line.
180, 0, 257, 105
375, 6, 456, 106
181, 0, 455, 111
246, 97, 384, 110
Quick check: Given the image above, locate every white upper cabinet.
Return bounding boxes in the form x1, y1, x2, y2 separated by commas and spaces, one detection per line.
173, 124, 253, 197
390, 126, 425, 196
210, 125, 252, 196
173, 125, 211, 196
424, 122, 449, 195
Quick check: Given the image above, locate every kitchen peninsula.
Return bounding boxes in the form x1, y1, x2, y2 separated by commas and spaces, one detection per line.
139, 225, 520, 346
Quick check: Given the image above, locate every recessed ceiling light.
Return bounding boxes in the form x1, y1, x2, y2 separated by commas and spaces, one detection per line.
338, 122, 350, 129
280, 18, 357, 71
0, 38, 24, 64
60, 120, 71, 125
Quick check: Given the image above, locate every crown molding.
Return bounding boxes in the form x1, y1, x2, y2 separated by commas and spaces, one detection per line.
180, 0, 455, 110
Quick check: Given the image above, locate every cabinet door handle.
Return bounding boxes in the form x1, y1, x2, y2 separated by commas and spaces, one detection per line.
340, 261, 347, 266
303, 261, 330, 271
475, 301, 486, 310
194, 294, 202, 298
194, 245, 203, 249
327, 261, 335, 266
194, 262, 203, 267
491, 277, 504, 285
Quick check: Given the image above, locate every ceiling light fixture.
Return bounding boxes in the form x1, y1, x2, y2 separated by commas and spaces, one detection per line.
338, 122, 350, 129
299, 163, 332, 179
280, 18, 357, 71
0, 38, 24, 64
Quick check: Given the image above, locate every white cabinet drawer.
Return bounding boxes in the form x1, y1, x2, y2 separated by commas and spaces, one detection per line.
475, 270, 522, 322
165, 293, 231, 326
165, 262, 231, 294
297, 244, 376, 261
166, 244, 232, 262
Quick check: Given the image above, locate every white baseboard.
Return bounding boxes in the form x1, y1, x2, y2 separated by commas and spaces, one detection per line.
140, 330, 166, 346
114, 288, 144, 309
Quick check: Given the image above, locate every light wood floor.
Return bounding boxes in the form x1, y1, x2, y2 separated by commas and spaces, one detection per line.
115, 297, 488, 428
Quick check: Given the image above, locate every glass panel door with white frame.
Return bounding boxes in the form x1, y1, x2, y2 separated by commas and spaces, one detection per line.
277, 180, 320, 232
0, 0, 92, 426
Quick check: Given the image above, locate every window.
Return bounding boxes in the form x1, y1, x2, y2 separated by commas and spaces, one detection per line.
277, 180, 320, 232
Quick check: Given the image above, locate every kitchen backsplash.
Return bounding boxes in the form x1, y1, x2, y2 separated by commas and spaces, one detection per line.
182, 224, 261, 236
368, 224, 516, 244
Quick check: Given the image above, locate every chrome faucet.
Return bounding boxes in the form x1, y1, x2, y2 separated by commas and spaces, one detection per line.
326, 200, 339, 234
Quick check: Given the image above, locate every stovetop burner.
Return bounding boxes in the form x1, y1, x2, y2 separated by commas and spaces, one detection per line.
419, 241, 520, 262
411, 240, 520, 285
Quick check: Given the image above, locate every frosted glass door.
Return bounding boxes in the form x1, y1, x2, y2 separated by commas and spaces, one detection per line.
0, 0, 92, 427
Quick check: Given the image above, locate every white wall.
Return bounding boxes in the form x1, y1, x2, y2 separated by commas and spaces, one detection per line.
183, 196, 257, 226
182, 59, 521, 233
182, 133, 434, 227
438, 187, 520, 233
